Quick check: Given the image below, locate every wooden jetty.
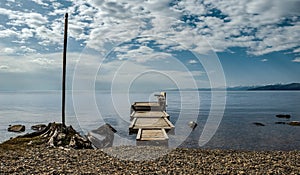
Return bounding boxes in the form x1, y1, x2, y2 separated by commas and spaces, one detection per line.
129, 92, 174, 145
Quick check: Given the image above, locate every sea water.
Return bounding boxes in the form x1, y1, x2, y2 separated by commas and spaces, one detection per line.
0, 90, 299, 151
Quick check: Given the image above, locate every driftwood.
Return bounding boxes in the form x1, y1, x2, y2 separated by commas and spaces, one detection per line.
12, 122, 92, 149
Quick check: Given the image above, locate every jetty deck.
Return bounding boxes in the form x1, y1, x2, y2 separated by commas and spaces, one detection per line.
129, 117, 174, 133
129, 92, 174, 144
130, 111, 170, 120
136, 128, 169, 141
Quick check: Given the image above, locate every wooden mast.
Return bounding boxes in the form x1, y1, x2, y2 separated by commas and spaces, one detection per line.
62, 13, 68, 126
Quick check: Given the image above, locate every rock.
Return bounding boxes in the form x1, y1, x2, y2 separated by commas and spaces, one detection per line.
275, 122, 286, 125
288, 121, 300, 126
8, 125, 25, 132
31, 124, 47, 131
276, 114, 291, 119
87, 123, 117, 148
253, 122, 265, 126
188, 121, 197, 130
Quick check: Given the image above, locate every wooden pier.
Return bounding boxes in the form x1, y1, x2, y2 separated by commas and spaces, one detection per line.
129, 92, 174, 145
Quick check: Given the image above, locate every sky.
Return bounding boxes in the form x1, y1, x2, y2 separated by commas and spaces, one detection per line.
0, 0, 300, 91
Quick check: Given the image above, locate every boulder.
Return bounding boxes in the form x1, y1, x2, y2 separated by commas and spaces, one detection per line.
8, 125, 25, 132
276, 114, 291, 119
275, 122, 286, 125
31, 124, 47, 131
288, 121, 300, 126
253, 122, 265, 126
87, 123, 117, 148
188, 121, 198, 130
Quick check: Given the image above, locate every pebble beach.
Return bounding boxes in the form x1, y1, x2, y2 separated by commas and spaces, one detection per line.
1, 145, 299, 174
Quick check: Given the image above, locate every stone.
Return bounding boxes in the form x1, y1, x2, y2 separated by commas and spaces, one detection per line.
288, 121, 300, 126
87, 123, 117, 148
275, 122, 286, 125
276, 114, 291, 119
253, 122, 265, 126
8, 125, 25, 132
188, 121, 197, 130
31, 124, 47, 131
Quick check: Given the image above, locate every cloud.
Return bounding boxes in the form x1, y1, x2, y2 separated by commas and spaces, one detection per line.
261, 59, 268, 62
292, 57, 300, 63
0, 65, 9, 70
0, 52, 79, 73
2, 48, 15, 54
31, 0, 49, 7
1, 0, 299, 57
96, 59, 203, 91
115, 45, 173, 63
0, 0, 299, 90
188, 60, 198, 64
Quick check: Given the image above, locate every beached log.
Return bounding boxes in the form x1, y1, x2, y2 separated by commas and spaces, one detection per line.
3, 122, 92, 149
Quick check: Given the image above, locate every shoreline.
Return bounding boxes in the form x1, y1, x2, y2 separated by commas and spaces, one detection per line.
1, 145, 299, 174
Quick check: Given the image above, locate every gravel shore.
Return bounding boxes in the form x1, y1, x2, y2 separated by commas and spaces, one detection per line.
0, 145, 299, 174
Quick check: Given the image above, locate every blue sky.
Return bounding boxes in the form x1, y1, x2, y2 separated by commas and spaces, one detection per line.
0, 0, 300, 91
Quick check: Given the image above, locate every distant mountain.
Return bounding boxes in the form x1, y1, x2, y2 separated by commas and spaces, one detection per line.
165, 83, 300, 91
248, 83, 300, 91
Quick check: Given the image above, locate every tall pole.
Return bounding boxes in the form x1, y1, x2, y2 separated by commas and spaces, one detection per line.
62, 13, 68, 126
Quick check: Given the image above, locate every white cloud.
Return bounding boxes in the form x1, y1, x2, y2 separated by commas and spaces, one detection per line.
0, 52, 80, 73
0, 65, 9, 70
1, 0, 299, 57
293, 48, 300, 54
292, 57, 300, 62
0, 0, 299, 90
188, 60, 198, 64
2, 48, 15, 54
115, 45, 172, 63
31, 0, 49, 6
261, 59, 268, 62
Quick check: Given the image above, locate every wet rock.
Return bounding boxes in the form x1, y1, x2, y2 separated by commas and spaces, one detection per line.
188, 121, 197, 130
276, 114, 291, 119
87, 123, 117, 148
8, 125, 25, 132
275, 122, 286, 125
253, 122, 265, 126
31, 124, 47, 131
288, 121, 300, 126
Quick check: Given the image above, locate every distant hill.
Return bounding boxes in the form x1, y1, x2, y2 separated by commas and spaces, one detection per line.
248, 83, 300, 91
165, 83, 300, 91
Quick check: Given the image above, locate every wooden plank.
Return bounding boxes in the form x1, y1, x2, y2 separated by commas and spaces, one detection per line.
133, 117, 172, 129
161, 128, 169, 140
164, 118, 175, 128
162, 111, 170, 118
131, 111, 168, 118
132, 102, 162, 112
136, 128, 142, 140
133, 102, 160, 107
129, 118, 137, 129
137, 129, 168, 141
130, 111, 136, 118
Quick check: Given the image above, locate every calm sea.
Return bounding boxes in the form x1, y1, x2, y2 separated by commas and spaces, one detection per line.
0, 91, 299, 151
